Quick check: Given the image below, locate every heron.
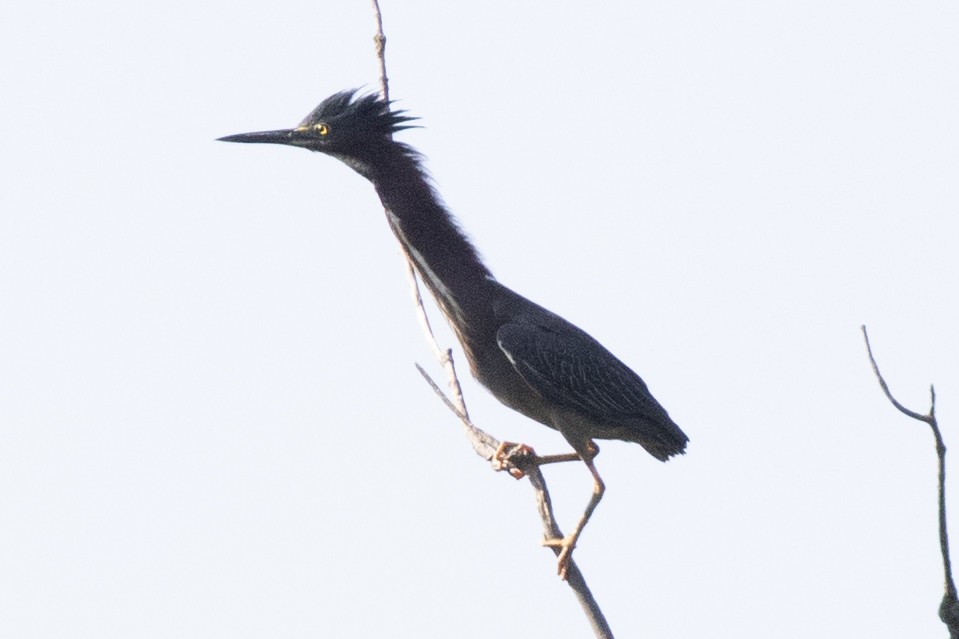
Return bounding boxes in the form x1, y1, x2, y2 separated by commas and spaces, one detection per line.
219, 90, 688, 578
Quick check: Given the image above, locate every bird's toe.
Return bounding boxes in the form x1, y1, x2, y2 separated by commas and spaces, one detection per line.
543, 535, 576, 580
492, 441, 537, 479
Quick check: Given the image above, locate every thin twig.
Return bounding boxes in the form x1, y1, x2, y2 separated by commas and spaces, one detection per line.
369, 1, 471, 420
415, 363, 496, 458
861, 325, 958, 637
369, 0, 389, 102
863, 326, 933, 424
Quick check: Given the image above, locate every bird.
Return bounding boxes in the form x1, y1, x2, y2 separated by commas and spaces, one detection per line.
219, 89, 688, 579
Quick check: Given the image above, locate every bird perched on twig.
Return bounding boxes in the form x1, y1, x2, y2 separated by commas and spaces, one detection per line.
219, 90, 688, 579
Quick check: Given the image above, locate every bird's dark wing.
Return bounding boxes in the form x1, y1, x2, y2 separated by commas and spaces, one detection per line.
496, 318, 665, 423
495, 316, 687, 460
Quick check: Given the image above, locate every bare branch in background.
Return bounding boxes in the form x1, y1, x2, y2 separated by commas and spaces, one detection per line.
862, 325, 958, 637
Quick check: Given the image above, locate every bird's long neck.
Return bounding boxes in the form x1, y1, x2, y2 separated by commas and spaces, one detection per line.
356, 144, 497, 336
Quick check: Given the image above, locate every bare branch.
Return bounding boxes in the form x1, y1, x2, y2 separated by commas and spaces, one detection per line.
862, 325, 932, 424
415, 363, 496, 458
526, 466, 614, 639
369, 1, 471, 421
861, 325, 958, 637
368, 6, 613, 635
369, 0, 389, 102
416, 364, 614, 638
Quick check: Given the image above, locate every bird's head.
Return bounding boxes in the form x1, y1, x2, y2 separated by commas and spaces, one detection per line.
218, 89, 416, 163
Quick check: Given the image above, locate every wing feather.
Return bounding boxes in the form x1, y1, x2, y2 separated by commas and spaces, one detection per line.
496, 320, 664, 424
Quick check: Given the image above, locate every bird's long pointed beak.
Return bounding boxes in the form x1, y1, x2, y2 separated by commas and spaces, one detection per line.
217, 129, 298, 145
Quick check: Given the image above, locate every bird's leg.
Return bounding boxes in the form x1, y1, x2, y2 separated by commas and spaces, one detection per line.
533, 452, 582, 465
493, 441, 599, 479
542, 450, 606, 580
538, 441, 600, 466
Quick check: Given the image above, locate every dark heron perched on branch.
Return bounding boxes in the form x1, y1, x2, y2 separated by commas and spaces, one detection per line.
219, 90, 688, 578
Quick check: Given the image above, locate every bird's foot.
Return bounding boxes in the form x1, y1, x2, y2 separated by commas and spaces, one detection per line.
492, 441, 537, 479
543, 535, 576, 580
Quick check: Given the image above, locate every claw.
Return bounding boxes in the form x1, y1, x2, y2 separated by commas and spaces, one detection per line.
543, 535, 576, 580
493, 441, 536, 479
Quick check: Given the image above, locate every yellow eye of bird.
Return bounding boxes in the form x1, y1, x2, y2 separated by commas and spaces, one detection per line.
314, 123, 330, 136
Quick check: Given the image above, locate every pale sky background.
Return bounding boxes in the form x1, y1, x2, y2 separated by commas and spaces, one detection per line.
2, 2, 958, 637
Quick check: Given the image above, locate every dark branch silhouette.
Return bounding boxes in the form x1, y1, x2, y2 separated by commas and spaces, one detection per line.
862, 325, 958, 637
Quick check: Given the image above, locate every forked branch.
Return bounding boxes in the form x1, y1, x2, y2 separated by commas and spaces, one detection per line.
862, 325, 958, 637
